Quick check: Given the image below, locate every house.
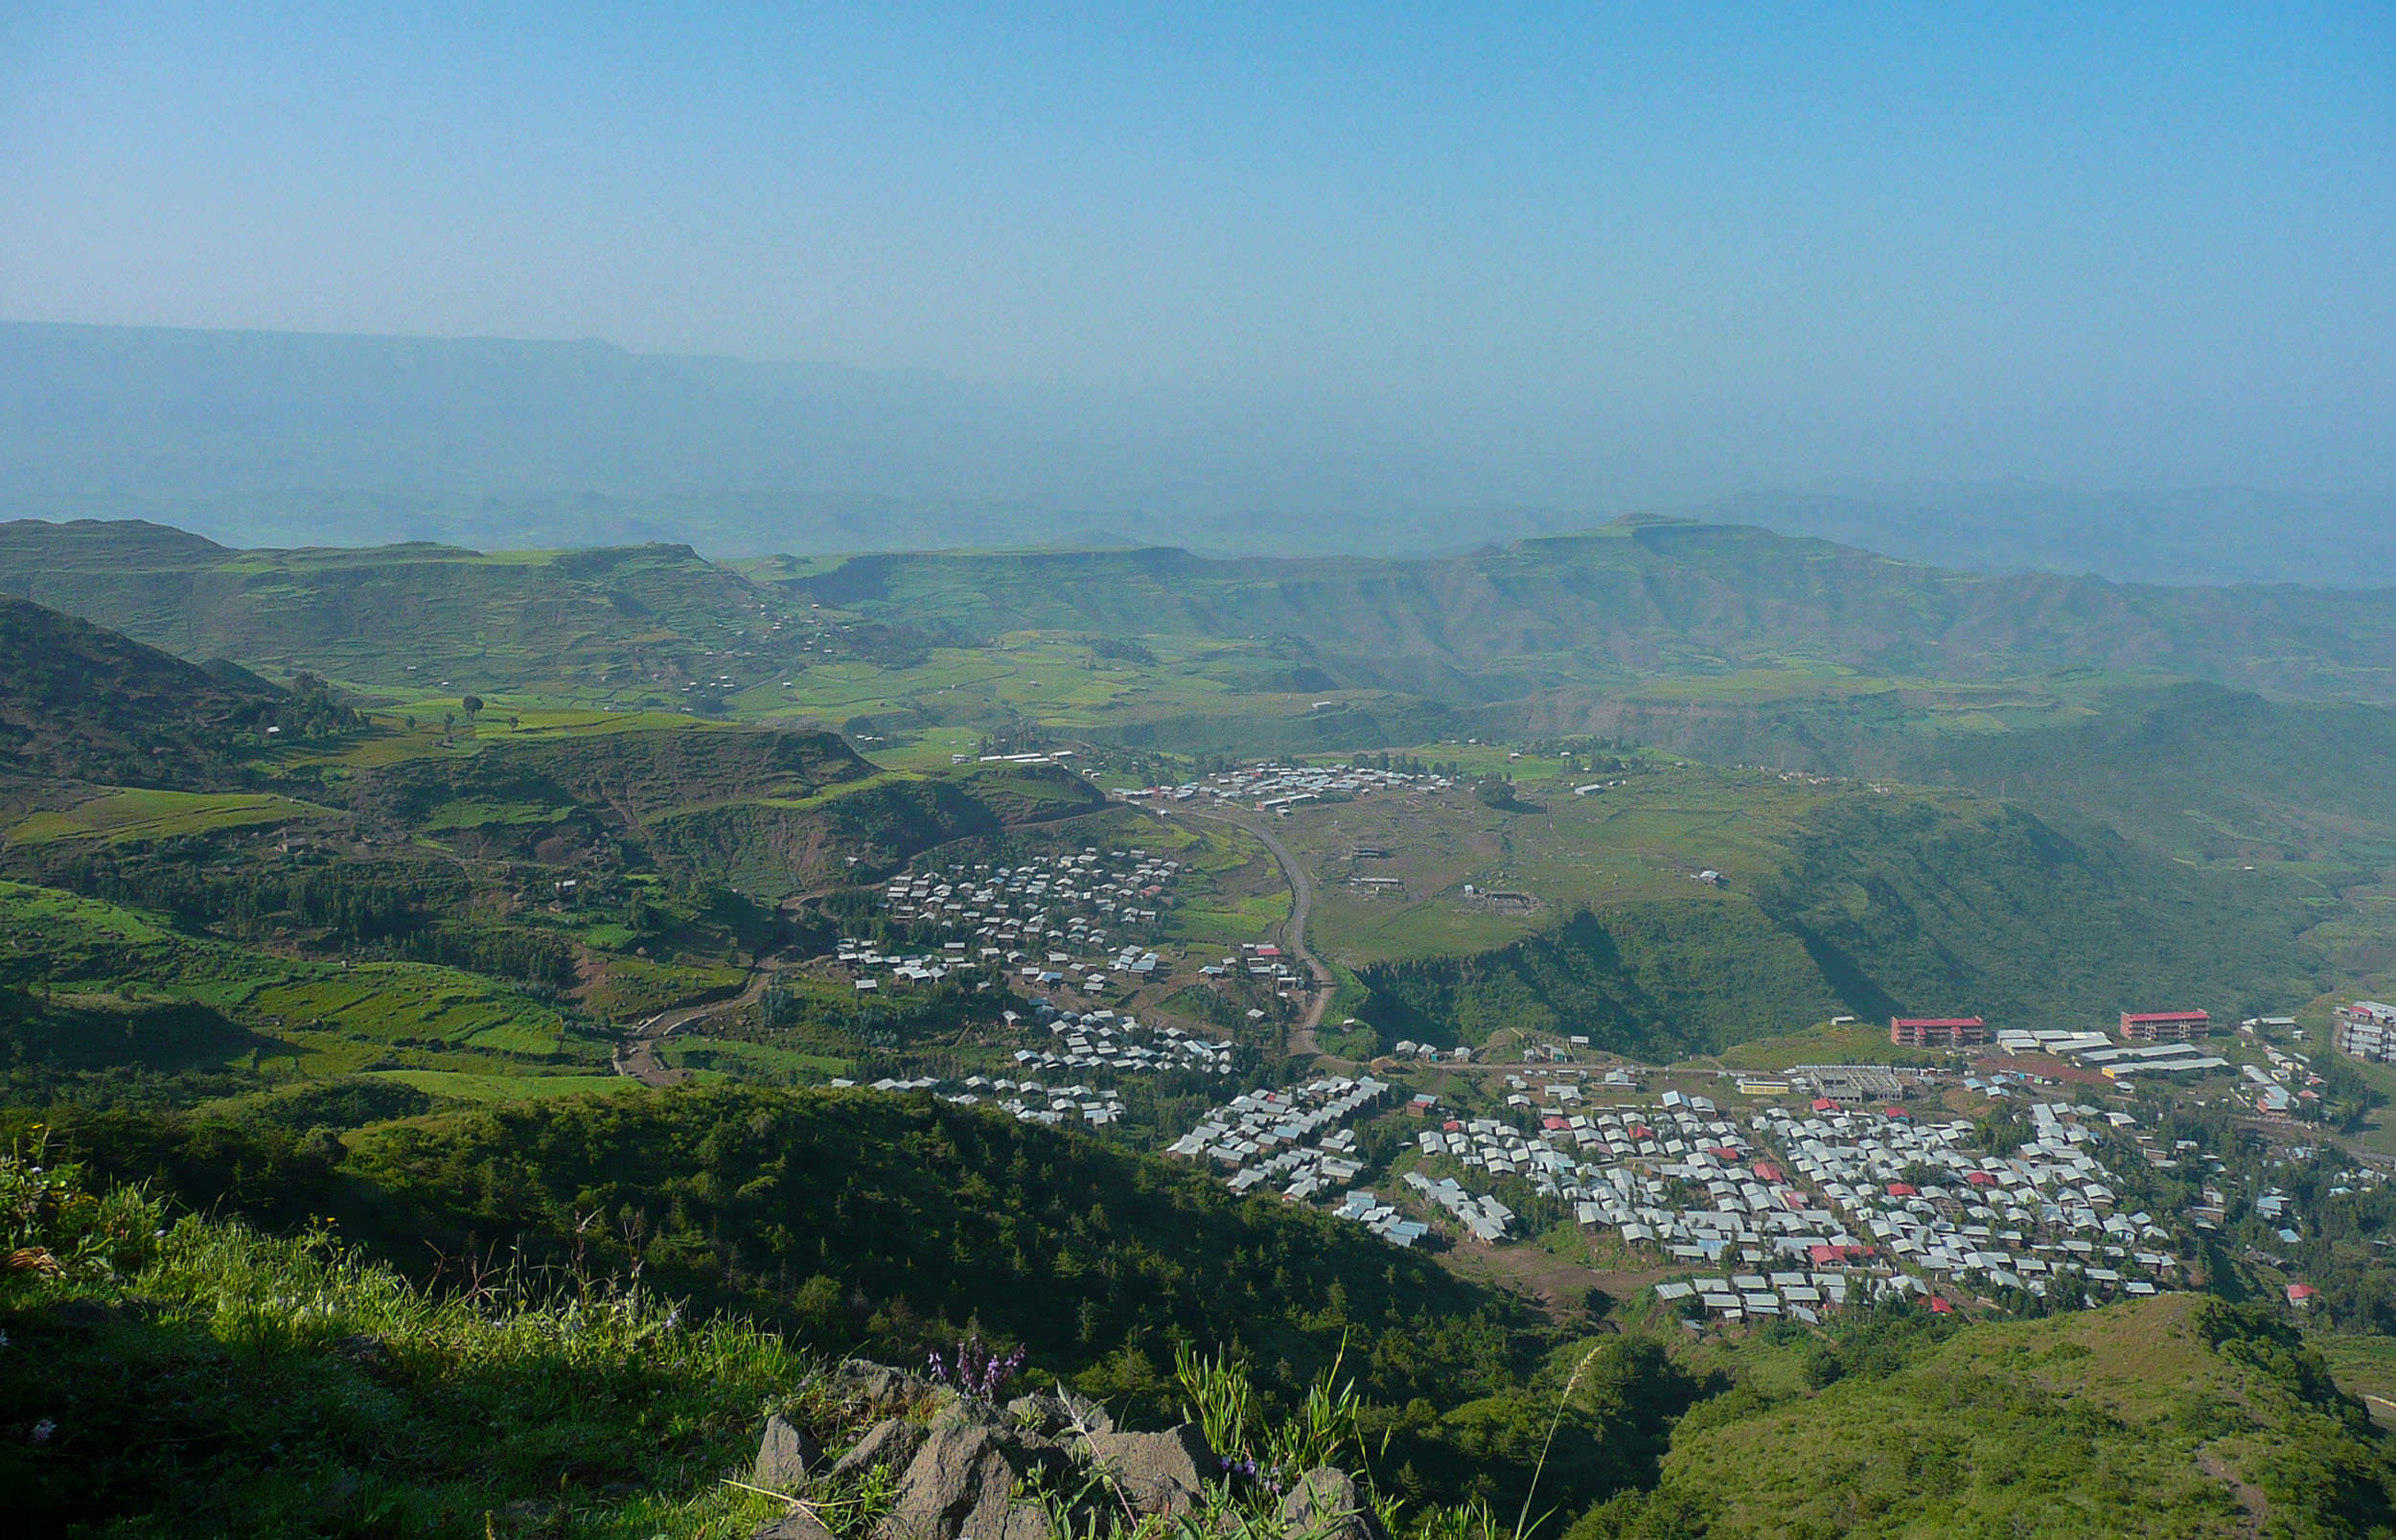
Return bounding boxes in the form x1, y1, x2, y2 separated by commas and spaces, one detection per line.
2287, 1282, 2317, 1308
2336, 1001, 2396, 1064
2118, 1010, 2211, 1043
1889, 1017, 1986, 1048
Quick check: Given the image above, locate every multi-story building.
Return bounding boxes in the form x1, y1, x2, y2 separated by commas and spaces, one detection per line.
2119, 1010, 2212, 1044
1889, 1016, 1986, 1048
2336, 1002, 2396, 1064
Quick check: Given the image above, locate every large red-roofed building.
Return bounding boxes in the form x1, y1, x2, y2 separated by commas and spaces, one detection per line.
1890, 1016, 1986, 1048
2119, 1010, 2211, 1043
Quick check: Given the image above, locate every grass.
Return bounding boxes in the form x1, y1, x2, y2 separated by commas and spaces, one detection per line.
1703, 1021, 1917, 1071
370, 1069, 638, 1102
1579, 1294, 2396, 1540
250, 968, 571, 1052
0, 1145, 815, 1538
0, 880, 602, 1085
0, 1141, 1463, 1540
8, 790, 333, 845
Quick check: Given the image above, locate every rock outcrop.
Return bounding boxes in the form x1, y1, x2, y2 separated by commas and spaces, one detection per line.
1281, 1466, 1389, 1540
753, 1413, 821, 1492
751, 1368, 1230, 1540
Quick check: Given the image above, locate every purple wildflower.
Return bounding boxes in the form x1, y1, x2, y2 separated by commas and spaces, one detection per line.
933, 1335, 1025, 1402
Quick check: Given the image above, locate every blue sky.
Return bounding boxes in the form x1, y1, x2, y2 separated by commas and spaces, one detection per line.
1, 3, 2390, 493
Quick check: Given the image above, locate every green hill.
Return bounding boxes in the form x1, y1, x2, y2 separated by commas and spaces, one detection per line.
0, 519, 942, 701
1354, 787, 2328, 1053
1575, 1295, 2396, 1540
756, 520, 2396, 704
0, 592, 349, 794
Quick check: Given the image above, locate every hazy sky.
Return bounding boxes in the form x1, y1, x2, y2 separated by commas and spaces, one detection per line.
3, 3, 2392, 494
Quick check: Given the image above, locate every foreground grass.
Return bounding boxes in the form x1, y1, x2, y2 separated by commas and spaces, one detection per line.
1, 1149, 804, 1538
0, 1140, 1444, 1540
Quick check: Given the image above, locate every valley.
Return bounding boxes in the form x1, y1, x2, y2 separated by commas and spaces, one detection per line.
9, 515, 2396, 1538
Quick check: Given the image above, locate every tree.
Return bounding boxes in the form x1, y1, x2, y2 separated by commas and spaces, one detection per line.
462, 695, 485, 722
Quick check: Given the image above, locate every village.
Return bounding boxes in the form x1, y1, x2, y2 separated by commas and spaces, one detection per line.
846, 847, 1182, 997
814, 814, 2396, 1335
1120, 760, 1453, 812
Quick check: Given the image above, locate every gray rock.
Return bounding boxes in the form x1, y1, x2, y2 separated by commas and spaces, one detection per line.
754, 1413, 822, 1492
1004, 1389, 1116, 1438
927, 1391, 1008, 1433
876, 1424, 1020, 1540
831, 1418, 929, 1481
1281, 1467, 1388, 1540
986, 1500, 1058, 1540
753, 1504, 840, 1540
1082, 1425, 1215, 1516
841, 1359, 933, 1412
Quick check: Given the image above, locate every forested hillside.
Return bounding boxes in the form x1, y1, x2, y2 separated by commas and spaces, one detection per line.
0, 593, 348, 793
1354, 788, 2331, 1054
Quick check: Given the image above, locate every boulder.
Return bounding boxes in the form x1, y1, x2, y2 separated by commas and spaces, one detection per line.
754, 1413, 822, 1492
830, 1418, 929, 1481
1280, 1467, 1388, 1540
1082, 1425, 1214, 1516
875, 1424, 1020, 1540
841, 1358, 933, 1412
927, 1391, 1008, 1434
1005, 1388, 1117, 1438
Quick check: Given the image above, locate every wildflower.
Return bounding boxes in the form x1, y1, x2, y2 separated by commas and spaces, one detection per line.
30, 1417, 56, 1443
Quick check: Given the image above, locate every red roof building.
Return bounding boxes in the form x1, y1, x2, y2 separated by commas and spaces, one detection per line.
1890, 1016, 1987, 1048
2119, 1010, 2212, 1043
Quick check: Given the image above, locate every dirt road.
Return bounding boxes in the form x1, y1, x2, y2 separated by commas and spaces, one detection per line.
1186, 807, 1333, 1058
612, 967, 776, 1088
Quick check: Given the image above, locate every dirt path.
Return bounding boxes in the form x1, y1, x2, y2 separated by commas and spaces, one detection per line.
1186, 808, 1333, 1059
611, 966, 777, 1088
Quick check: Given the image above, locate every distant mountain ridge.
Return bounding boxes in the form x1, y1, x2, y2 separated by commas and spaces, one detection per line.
7, 515, 2396, 707
3, 320, 2389, 583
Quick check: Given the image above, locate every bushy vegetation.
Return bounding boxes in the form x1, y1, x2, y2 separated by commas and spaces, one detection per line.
1570, 1296, 2396, 1539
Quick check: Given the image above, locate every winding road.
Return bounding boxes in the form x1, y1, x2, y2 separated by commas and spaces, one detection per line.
612, 966, 778, 1087
1186, 807, 1333, 1058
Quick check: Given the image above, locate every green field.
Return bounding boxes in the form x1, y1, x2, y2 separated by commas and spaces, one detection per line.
9, 789, 333, 844
369, 1069, 636, 1101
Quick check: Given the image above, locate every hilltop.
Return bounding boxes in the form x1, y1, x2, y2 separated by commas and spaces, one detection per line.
753, 521, 2396, 704
0, 591, 346, 794
1577, 1293, 2396, 1539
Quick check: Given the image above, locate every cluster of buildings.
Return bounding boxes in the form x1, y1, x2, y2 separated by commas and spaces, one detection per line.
1652, 1270, 1919, 1324
1752, 1100, 2185, 1301
1333, 1188, 1436, 1247
880, 851, 1176, 953
1008, 1009, 1237, 1078
1199, 942, 1306, 993
1560, 1104, 1868, 1268
1164, 1076, 1392, 1203
833, 941, 975, 992
850, 850, 1185, 999
1397, 1170, 1514, 1242
1138, 762, 1449, 813
1993, 1025, 2228, 1078
833, 1073, 1128, 1127
1390, 1039, 1475, 1064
